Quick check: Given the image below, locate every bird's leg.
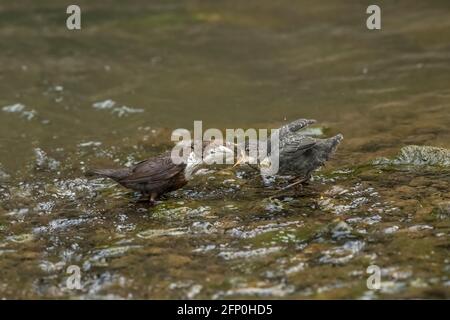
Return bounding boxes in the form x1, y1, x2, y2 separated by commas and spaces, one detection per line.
136, 192, 149, 203
148, 192, 158, 206
268, 176, 309, 201
281, 176, 309, 191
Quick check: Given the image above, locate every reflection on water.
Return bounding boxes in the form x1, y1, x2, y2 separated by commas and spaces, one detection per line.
0, 0, 449, 299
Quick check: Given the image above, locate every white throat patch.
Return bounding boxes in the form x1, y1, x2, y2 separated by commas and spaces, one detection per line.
184, 151, 202, 180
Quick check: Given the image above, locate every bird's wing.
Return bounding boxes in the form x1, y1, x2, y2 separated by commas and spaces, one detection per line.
280, 136, 317, 154
278, 118, 316, 138
119, 152, 186, 184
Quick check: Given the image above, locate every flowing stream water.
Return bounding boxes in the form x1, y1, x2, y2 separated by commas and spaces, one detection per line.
0, 0, 449, 299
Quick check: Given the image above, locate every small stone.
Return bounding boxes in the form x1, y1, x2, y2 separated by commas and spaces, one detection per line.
331, 221, 353, 239
325, 185, 348, 196
92, 99, 115, 109
0, 165, 10, 182
383, 226, 399, 234
408, 225, 433, 232
435, 201, 450, 216
34, 148, 60, 171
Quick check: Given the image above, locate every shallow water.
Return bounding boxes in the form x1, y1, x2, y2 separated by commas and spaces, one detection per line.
0, 0, 449, 299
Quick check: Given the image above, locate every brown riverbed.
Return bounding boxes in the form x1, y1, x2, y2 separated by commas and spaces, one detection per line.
0, 0, 449, 299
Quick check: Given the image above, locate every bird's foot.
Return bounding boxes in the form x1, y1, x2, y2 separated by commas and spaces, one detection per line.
148, 193, 159, 207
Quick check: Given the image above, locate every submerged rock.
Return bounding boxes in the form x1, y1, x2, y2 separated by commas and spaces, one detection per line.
434, 201, 450, 218
92, 100, 143, 117
137, 227, 187, 239
213, 283, 295, 298
92, 99, 116, 110
331, 221, 353, 240
2, 103, 37, 120
33, 218, 87, 234
0, 164, 10, 182
111, 106, 144, 117
7, 233, 35, 243
34, 148, 60, 171
319, 240, 365, 265
218, 247, 281, 260
373, 145, 450, 167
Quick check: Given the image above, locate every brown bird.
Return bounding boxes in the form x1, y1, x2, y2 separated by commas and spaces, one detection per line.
86, 141, 238, 205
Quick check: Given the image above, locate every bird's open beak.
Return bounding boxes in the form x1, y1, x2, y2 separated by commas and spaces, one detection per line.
233, 158, 243, 168
233, 150, 247, 168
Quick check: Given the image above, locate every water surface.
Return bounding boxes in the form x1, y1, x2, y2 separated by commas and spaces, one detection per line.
0, 0, 449, 299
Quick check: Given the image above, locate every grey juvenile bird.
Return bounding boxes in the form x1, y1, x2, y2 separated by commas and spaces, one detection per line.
239, 118, 343, 187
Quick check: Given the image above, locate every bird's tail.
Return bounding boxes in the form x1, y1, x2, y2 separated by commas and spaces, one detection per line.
322, 134, 344, 160
85, 168, 130, 181
330, 134, 344, 149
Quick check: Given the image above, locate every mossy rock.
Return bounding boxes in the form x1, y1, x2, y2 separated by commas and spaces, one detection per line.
374, 145, 450, 167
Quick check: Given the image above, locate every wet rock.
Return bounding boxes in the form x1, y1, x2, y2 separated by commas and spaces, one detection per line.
407, 225, 433, 232
190, 221, 216, 234
0, 164, 10, 182
78, 141, 102, 148
192, 244, 216, 253
325, 185, 348, 196
2, 103, 26, 113
2, 103, 37, 121
373, 145, 450, 166
92, 100, 143, 117
92, 99, 116, 110
88, 245, 141, 266
331, 221, 353, 240
186, 206, 211, 218
52, 178, 97, 200
228, 221, 302, 239
360, 215, 382, 225
263, 198, 284, 213
284, 262, 307, 275
34, 201, 55, 214
5, 208, 30, 217
319, 240, 365, 265
318, 198, 351, 215
33, 218, 87, 234
218, 247, 281, 260
112, 106, 144, 117
39, 260, 66, 273
213, 283, 295, 299
7, 233, 34, 243
383, 226, 399, 234
34, 148, 60, 171
137, 227, 187, 239
152, 206, 190, 220
186, 284, 202, 299
0, 185, 10, 202
434, 201, 450, 217
169, 281, 202, 299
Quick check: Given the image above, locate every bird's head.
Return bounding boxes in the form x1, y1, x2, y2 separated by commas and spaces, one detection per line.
233, 151, 273, 175
202, 143, 236, 165
184, 141, 241, 179
232, 141, 263, 169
